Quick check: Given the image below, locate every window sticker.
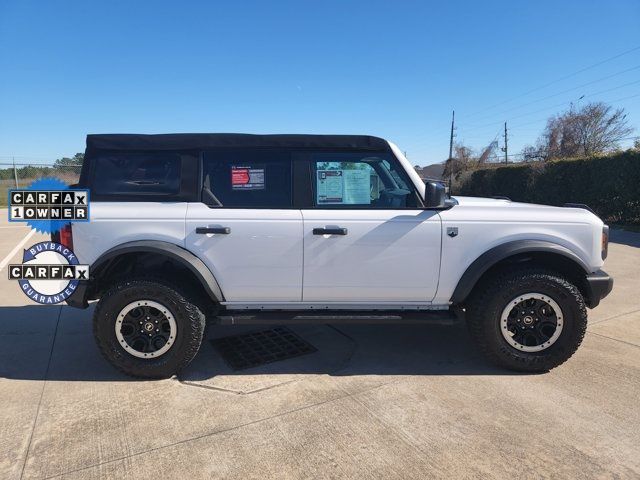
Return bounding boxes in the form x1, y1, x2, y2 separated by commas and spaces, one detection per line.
231, 165, 265, 190
317, 169, 371, 205
317, 170, 344, 204
343, 169, 370, 204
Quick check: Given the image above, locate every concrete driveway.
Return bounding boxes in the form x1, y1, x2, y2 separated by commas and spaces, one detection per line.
0, 215, 639, 479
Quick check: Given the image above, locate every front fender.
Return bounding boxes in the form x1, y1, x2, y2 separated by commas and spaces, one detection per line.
450, 240, 590, 304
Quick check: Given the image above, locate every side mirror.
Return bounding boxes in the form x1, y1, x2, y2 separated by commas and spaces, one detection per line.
424, 181, 447, 208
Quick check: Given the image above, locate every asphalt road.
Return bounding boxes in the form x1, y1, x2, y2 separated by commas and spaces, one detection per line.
0, 212, 638, 479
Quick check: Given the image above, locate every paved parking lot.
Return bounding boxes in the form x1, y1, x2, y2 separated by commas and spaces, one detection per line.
1, 212, 639, 479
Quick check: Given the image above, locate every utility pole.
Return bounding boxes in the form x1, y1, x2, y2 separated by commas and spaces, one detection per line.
502, 122, 508, 164
12, 157, 18, 188
448, 110, 455, 190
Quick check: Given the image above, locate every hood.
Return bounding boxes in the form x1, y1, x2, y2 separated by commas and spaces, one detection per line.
452, 196, 558, 210
451, 196, 603, 224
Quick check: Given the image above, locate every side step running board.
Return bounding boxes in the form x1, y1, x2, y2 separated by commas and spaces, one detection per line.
215, 310, 459, 325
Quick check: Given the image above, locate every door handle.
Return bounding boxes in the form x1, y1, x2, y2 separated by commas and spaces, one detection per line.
196, 227, 230, 234
126, 180, 163, 185
313, 227, 348, 235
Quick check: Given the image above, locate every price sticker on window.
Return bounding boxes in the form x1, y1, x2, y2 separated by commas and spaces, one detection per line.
231, 165, 265, 190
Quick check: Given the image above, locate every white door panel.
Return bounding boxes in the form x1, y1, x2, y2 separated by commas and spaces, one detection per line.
185, 204, 303, 302
302, 210, 441, 302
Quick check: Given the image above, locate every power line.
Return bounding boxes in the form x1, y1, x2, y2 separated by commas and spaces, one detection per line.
508, 92, 640, 131
461, 78, 640, 132
0, 155, 61, 159
438, 88, 639, 158
462, 64, 640, 126
459, 45, 640, 120
420, 77, 639, 149
421, 46, 640, 149
433, 92, 640, 161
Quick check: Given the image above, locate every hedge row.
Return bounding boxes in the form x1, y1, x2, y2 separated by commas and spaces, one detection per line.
457, 150, 640, 225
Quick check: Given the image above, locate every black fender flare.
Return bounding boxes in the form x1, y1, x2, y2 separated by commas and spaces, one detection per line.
89, 240, 224, 303
450, 240, 590, 304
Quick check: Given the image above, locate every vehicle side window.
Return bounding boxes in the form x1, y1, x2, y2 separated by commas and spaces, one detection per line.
92, 153, 182, 195
202, 150, 292, 208
312, 152, 417, 208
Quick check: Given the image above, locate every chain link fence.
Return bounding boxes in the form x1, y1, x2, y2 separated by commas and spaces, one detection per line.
0, 163, 82, 206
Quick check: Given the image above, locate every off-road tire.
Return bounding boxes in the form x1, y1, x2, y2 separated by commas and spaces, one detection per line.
93, 278, 206, 378
466, 267, 587, 372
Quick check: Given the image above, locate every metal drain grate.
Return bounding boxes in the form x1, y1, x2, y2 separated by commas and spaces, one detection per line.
211, 327, 317, 371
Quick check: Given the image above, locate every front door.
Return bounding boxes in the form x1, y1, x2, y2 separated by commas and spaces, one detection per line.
302, 152, 441, 304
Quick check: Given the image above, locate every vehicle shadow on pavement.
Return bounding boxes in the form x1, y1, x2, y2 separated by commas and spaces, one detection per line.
610, 229, 640, 248
0, 305, 518, 383
180, 322, 517, 388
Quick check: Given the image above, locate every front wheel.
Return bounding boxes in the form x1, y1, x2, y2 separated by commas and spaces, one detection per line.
466, 267, 588, 372
93, 279, 206, 378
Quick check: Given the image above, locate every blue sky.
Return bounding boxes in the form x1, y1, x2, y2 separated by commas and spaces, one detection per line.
1, 0, 639, 166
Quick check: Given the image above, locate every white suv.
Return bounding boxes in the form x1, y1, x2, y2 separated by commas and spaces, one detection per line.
58, 133, 613, 378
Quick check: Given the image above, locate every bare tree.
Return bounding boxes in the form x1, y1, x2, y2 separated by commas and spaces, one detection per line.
443, 142, 475, 179
521, 144, 546, 162
454, 143, 474, 163
575, 103, 634, 155
534, 102, 634, 160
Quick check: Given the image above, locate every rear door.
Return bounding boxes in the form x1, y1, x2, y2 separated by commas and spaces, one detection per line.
301, 151, 441, 304
185, 149, 303, 302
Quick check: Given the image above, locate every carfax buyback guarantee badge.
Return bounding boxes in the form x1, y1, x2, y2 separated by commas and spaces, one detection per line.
8, 242, 89, 304
7, 177, 91, 304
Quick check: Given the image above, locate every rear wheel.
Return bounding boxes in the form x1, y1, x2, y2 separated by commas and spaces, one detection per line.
466, 267, 587, 372
93, 279, 206, 378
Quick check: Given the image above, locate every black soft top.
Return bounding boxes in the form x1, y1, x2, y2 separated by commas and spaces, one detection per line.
85, 133, 388, 152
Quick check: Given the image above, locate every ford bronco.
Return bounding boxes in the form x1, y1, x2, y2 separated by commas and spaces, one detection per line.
58, 133, 613, 378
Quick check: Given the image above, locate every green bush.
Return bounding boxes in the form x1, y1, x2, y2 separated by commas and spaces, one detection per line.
458, 150, 640, 225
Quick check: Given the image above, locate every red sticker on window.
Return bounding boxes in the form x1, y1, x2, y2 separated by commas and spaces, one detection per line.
231, 167, 250, 185
230, 165, 266, 190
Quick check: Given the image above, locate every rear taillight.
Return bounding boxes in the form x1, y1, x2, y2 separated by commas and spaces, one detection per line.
57, 223, 74, 250
601, 225, 609, 260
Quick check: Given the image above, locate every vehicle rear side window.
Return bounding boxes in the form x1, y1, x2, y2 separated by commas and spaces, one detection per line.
92, 153, 182, 195
202, 150, 292, 208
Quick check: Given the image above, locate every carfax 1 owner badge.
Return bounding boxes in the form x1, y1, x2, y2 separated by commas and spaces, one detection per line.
8, 177, 89, 233
7, 177, 91, 304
